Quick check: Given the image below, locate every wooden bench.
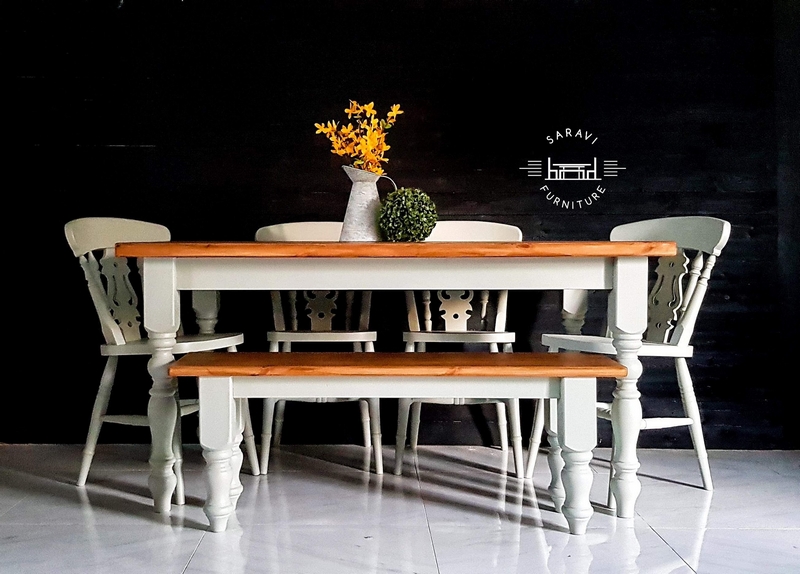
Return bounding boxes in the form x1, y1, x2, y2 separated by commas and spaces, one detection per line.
170, 351, 627, 535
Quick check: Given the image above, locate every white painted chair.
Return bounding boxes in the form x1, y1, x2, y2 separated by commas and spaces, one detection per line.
530, 216, 731, 495
65, 217, 260, 501
395, 220, 526, 476
255, 221, 383, 474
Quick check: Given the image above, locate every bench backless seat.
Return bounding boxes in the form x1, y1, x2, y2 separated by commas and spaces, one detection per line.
170, 351, 626, 535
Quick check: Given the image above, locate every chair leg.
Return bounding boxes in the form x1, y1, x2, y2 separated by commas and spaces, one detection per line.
78, 356, 118, 487
260, 398, 278, 475
359, 399, 372, 448
395, 398, 413, 475
409, 402, 422, 450
241, 399, 261, 476
676, 357, 713, 490
273, 400, 287, 445
496, 402, 509, 451
368, 398, 383, 474
506, 399, 525, 478
525, 398, 546, 479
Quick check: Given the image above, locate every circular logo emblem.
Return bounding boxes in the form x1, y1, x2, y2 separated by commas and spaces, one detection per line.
520, 129, 625, 209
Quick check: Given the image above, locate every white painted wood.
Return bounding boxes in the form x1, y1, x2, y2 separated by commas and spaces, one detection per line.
254, 222, 382, 475
172, 257, 612, 291
129, 237, 659, 518
64, 217, 260, 508
539, 216, 730, 497
398, 221, 526, 478
194, 369, 596, 535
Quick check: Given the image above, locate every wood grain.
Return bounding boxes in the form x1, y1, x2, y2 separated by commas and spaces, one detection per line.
169, 351, 628, 378
117, 241, 676, 258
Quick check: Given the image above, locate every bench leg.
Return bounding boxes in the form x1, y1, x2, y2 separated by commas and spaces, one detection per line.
545, 402, 565, 514
199, 376, 237, 532
230, 399, 246, 509
558, 377, 597, 535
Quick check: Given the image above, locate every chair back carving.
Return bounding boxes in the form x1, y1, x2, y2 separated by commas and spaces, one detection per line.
610, 216, 731, 347
407, 221, 522, 333
255, 222, 371, 333
65, 217, 172, 346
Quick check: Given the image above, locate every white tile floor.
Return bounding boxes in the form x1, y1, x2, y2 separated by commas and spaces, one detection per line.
0, 444, 798, 574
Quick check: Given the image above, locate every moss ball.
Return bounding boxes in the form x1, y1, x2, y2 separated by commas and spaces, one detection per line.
379, 187, 438, 242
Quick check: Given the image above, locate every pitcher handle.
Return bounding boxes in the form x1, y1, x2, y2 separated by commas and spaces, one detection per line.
380, 174, 398, 191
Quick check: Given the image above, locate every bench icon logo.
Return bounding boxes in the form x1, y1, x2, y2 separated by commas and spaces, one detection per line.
520, 128, 625, 209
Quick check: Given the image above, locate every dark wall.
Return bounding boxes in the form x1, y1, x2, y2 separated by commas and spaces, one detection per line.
6, 1, 797, 449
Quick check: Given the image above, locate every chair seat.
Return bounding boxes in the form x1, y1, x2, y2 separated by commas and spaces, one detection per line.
101, 333, 245, 357
541, 334, 693, 358
403, 331, 516, 344
267, 330, 377, 343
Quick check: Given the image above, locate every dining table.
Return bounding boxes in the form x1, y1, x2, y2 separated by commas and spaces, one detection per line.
114, 239, 677, 522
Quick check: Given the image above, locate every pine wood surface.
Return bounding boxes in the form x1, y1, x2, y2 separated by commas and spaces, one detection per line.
116, 241, 676, 259
168, 351, 627, 378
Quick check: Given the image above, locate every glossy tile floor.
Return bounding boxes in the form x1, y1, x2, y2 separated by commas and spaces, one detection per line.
0, 444, 798, 574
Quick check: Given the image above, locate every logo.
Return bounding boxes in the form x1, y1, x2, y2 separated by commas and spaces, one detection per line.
520, 128, 625, 209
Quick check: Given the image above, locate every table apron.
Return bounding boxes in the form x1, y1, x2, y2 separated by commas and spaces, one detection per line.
226, 376, 562, 399
171, 257, 614, 291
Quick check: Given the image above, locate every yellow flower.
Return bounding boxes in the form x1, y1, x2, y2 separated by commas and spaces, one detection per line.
361, 102, 376, 117
344, 101, 360, 118
387, 104, 403, 120
315, 100, 403, 175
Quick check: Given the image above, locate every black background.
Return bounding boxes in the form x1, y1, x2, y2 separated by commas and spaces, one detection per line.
6, 1, 798, 450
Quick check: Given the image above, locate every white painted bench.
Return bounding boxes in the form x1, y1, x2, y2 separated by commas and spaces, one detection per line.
169, 351, 627, 535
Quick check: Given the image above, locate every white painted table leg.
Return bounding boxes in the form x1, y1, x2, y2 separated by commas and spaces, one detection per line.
558, 377, 597, 535
142, 258, 182, 515
561, 289, 588, 335
146, 333, 179, 514
199, 376, 237, 532
609, 257, 647, 518
192, 290, 220, 335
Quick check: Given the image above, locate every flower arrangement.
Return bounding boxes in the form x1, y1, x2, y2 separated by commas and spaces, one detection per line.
314, 100, 403, 175
379, 187, 438, 242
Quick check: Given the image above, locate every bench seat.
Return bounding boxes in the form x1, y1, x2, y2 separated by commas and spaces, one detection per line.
170, 351, 625, 536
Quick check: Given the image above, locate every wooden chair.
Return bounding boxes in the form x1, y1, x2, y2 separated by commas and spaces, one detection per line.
530, 216, 731, 495
254, 221, 383, 474
395, 220, 525, 476
65, 217, 260, 502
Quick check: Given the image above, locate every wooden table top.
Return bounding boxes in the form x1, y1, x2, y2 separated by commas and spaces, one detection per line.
117, 240, 677, 259
169, 351, 628, 378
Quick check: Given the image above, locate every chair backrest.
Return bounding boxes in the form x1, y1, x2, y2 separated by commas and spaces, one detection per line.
65, 217, 171, 346
426, 220, 523, 242
407, 220, 523, 333
255, 221, 343, 242
254, 222, 368, 332
610, 216, 731, 347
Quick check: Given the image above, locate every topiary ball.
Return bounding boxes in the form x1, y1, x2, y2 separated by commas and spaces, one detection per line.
379, 187, 438, 242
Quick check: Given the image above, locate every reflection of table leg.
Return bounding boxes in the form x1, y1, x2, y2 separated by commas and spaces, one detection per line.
199, 376, 237, 532
609, 257, 647, 518
558, 377, 596, 535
